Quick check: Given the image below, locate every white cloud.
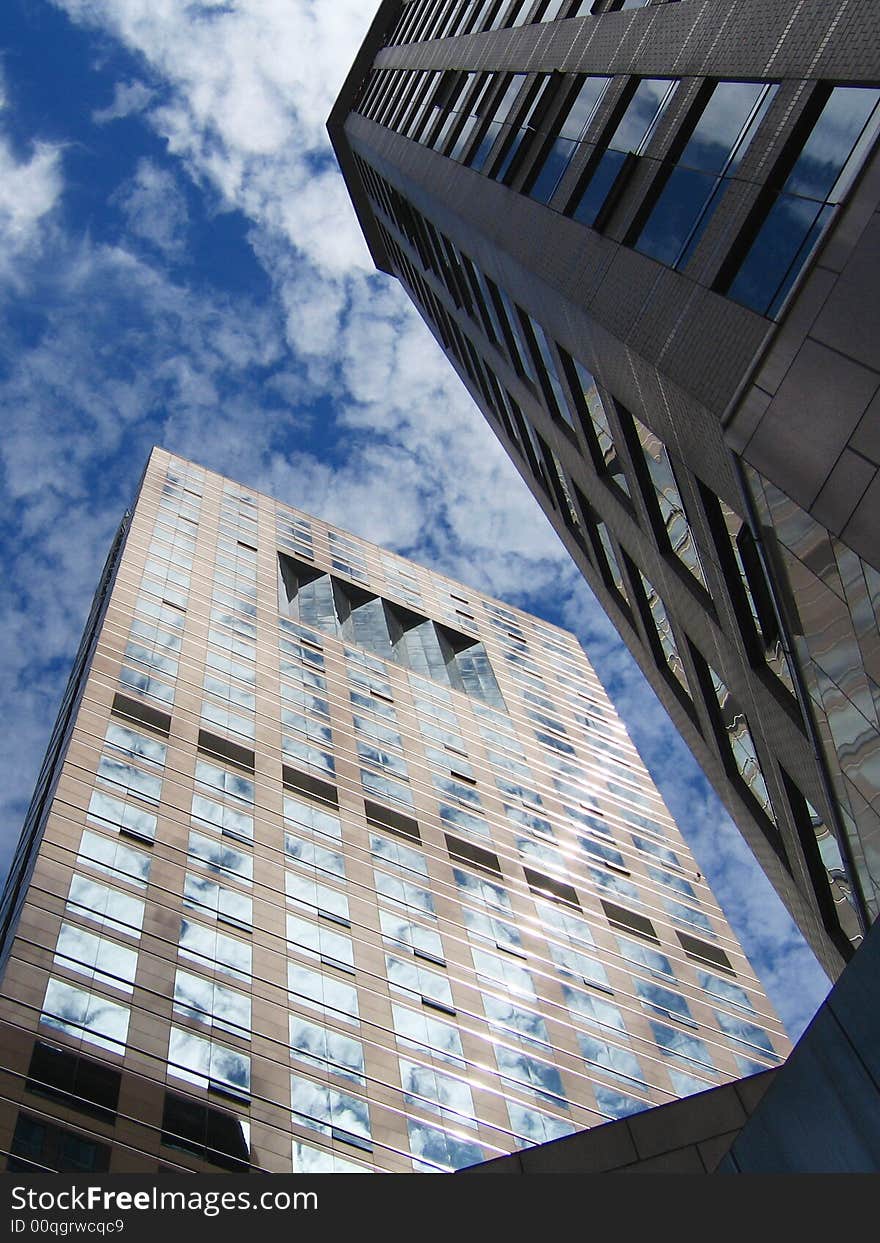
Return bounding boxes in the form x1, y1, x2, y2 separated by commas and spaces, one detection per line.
91, 78, 155, 124
112, 158, 190, 258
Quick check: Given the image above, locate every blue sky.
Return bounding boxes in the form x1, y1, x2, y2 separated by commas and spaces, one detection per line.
0, 0, 830, 1038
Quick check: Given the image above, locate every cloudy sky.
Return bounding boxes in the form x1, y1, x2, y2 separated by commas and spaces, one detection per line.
0, 0, 830, 1038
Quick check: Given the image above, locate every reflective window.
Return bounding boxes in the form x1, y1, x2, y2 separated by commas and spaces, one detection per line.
594, 1083, 650, 1120
66, 875, 145, 938
103, 722, 167, 769
291, 1141, 369, 1173
286, 870, 349, 925
289, 1016, 365, 1084
714, 1010, 777, 1059
284, 833, 346, 880
483, 995, 549, 1047
637, 82, 776, 267
374, 869, 436, 918
628, 412, 707, 589
392, 1003, 465, 1067
471, 947, 536, 998
380, 909, 445, 962
96, 755, 162, 805
528, 76, 611, 203
187, 830, 253, 886
507, 1101, 575, 1148
725, 86, 880, 316
178, 919, 252, 981
290, 1073, 371, 1151
399, 1058, 477, 1127
173, 969, 251, 1037
571, 78, 677, 226
168, 1027, 250, 1096
288, 963, 359, 1026
407, 1119, 484, 1172
387, 954, 454, 1010
287, 913, 354, 972
183, 872, 252, 929
41, 978, 130, 1055
495, 1045, 568, 1105
54, 924, 138, 996
370, 834, 428, 877
650, 1019, 716, 1072
77, 830, 151, 889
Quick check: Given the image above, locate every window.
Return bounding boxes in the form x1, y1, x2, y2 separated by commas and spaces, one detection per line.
507, 1102, 574, 1148
495, 1045, 568, 1105
161, 1092, 250, 1171
393, 1003, 465, 1066
173, 969, 251, 1038
407, 1119, 484, 1172
96, 754, 162, 805
183, 872, 252, 929
187, 830, 253, 887
289, 1016, 365, 1083
290, 1141, 368, 1173
54, 924, 138, 995
77, 829, 151, 889
284, 833, 346, 880
723, 85, 880, 317
471, 947, 536, 998
578, 1032, 647, 1089
400, 1058, 477, 1127
650, 1020, 716, 1073
484, 995, 549, 1047
178, 919, 251, 982
290, 1073, 371, 1151
387, 954, 454, 1011
594, 1083, 650, 1120
625, 412, 707, 589
570, 78, 677, 226
168, 1027, 250, 1097
714, 1010, 778, 1059
380, 909, 444, 963
286, 870, 349, 925
26, 1042, 121, 1124
8, 1114, 111, 1173
287, 912, 354, 973
527, 75, 611, 203
635, 81, 777, 267
701, 659, 777, 827
288, 963, 359, 1026
41, 978, 130, 1055
66, 875, 144, 938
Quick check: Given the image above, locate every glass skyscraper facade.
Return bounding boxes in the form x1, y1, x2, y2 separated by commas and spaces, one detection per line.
329, 0, 880, 980
0, 448, 787, 1173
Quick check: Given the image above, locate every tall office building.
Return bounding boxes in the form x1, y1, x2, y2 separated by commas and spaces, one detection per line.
0, 448, 787, 1173
328, 0, 880, 980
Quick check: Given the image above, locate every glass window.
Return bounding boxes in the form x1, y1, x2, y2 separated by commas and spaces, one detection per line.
714, 1010, 777, 1059
650, 1019, 716, 1072
375, 869, 435, 918
594, 1083, 650, 1120
387, 954, 454, 1010
628, 412, 707, 588
578, 1031, 647, 1088
528, 75, 611, 203
636, 82, 776, 267
726, 86, 880, 316
380, 909, 444, 962
187, 830, 253, 886
66, 875, 145, 937
173, 969, 251, 1037
284, 833, 346, 880
571, 78, 677, 226
168, 1027, 250, 1096
286, 870, 349, 925
41, 978, 130, 1055
183, 872, 252, 929
287, 913, 354, 972
483, 995, 549, 1047
392, 1003, 465, 1066
495, 1045, 568, 1105
290, 1073, 371, 1150
471, 947, 536, 998
290, 1141, 369, 1173
289, 1016, 365, 1084
400, 1058, 477, 1127
77, 830, 151, 889
288, 963, 359, 1027
54, 924, 138, 995
507, 1101, 574, 1148
407, 1118, 484, 1172
178, 919, 252, 981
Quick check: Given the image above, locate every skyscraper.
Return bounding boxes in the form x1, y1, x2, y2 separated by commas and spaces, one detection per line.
0, 447, 786, 1173
329, 0, 880, 980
